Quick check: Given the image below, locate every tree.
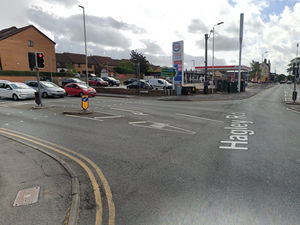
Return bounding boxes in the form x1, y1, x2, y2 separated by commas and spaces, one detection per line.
249, 60, 261, 81
114, 61, 135, 74
130, 50, 149, 76
66, 63, 77, 73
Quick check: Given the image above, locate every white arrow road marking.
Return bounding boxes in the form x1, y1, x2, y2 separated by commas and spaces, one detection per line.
129, 121, 196, 135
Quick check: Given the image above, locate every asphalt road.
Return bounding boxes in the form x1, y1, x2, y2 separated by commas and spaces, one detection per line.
0, 84, 299, 225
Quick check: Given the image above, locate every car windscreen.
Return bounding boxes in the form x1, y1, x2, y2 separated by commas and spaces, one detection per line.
11, 83, 32, 89
78, 84, 89, 88
41, 82, 59, 88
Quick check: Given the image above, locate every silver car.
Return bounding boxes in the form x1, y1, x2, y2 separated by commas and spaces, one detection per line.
25, 81, 66, 98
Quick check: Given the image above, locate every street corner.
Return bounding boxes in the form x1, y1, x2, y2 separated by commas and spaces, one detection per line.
0, 133, 78, 225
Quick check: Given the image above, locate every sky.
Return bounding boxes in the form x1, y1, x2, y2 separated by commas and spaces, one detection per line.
1, 0, 300, 74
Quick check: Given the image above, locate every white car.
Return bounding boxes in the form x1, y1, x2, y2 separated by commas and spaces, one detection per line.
148, 78, 172, 90
0, 81, 35, 100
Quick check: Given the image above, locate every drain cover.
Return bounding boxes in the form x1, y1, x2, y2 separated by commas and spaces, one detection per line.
13, 186, 40, 206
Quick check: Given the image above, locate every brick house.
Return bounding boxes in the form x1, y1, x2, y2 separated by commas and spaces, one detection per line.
259, 59, 271, 82
89, 56, 122, 76
0, 25, 56, 72
56, 52, 95, 75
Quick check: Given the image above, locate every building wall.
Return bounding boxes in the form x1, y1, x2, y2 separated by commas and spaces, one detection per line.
0, 27, 56, 72
260, 63, 270, 82
73, 63, 95, 74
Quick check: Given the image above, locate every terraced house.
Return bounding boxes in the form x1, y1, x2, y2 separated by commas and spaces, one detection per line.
0, 25, 56, 72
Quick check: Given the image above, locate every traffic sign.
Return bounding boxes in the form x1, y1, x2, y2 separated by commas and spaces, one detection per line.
81, 95, 89, 110
161, 67, 177, 77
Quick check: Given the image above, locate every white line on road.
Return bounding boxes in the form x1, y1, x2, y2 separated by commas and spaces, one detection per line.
65, 114, 104, 121
129, 121, 196, 135
111, 107, 148, 116
286, 107, 300, 114
176, 113, 224, 123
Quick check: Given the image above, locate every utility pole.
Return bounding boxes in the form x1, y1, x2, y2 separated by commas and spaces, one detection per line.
204, 34, 209, 94
238, 13, 244, 92
293, 43, 299, 103
79, 5, 88, 85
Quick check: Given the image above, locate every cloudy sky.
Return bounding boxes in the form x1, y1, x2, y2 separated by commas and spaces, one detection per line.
1, 0, 300, 74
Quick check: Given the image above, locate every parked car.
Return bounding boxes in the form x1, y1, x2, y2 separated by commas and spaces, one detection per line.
64, 83, 96, 97
127, 80, 152, 89
280, 80, 286, 84
0, 81, 35, 100
148, 78, 172, 90
287, 80, 293, 84
101, 77, 120, 86
62, 78, 85, 87
25, 81, 65, 98
123, 78, 138, 85
88, 77, 109, 87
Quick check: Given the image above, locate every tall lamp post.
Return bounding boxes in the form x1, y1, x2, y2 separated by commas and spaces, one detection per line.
211, 22, 224, 93
79, 5, 88, 85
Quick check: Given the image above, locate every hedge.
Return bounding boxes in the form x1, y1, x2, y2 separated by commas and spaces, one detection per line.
0, 70, 73, 77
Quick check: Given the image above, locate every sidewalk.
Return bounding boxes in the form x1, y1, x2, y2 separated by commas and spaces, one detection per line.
157, 85, 264, 101
284, 84, 300, 112
0, 135, 71, 225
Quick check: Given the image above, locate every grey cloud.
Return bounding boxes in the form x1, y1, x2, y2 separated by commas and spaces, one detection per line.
41, 0, 78, 7
196, 35, 238, 51
26, 8, 146, 49
188, 19, 209, 33
140, 40, 164, 55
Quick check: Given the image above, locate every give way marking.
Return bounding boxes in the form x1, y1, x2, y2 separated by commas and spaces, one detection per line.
129, 121, 196, 135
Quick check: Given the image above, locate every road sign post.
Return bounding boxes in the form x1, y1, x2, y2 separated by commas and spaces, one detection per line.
81, 95, 89, 111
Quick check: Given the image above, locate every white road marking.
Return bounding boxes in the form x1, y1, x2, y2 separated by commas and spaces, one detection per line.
286, 107, 300, 114
65, 114, 104, 121
176, 113, 224, 123
111, 107, 148, 116
129, 121, 196, 135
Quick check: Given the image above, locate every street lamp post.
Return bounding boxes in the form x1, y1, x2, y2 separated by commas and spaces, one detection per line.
293, 43, 299, 103
78, 5, 88, 85
211, 22, 224, 94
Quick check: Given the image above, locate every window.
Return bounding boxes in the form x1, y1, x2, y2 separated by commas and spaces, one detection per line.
88, 64, 92, 68
28, 40, 34, 47
158, 80, 163, 84
78, 64, 81, 67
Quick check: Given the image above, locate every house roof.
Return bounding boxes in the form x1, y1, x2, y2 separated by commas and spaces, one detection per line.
61, 52, 88, 64
56, 53, 72, 68
0, 25, 56, 44
91, 56, 122, 67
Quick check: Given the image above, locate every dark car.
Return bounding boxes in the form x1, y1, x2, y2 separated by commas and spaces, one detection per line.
101, 77, 120, 86
127, 80, 152, 89
124, 78, 138, 85
62, 78, 85, 87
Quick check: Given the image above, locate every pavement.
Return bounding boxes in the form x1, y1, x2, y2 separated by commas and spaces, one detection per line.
0, 135, 74, 225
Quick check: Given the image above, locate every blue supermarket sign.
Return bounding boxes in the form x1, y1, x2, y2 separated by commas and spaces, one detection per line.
173, 64, 182, 84
173, 42, 181, 52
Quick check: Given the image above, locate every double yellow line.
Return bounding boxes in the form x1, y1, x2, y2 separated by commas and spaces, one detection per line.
0, 128, 115, 225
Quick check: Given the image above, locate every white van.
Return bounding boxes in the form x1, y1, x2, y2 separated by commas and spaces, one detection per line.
0, 81, 35, 100
148, 78, 172, 90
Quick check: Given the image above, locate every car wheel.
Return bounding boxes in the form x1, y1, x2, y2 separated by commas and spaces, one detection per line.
97, 83, 100, 86
59, 95, 64, 98
42, 92, 48, 98
12, 94, 19, 101
117, 84, 120, 87
79, 92, 84, 97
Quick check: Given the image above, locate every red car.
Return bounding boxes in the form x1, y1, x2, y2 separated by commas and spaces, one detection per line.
64, 83, 97, 97
88, 78, 108, 86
